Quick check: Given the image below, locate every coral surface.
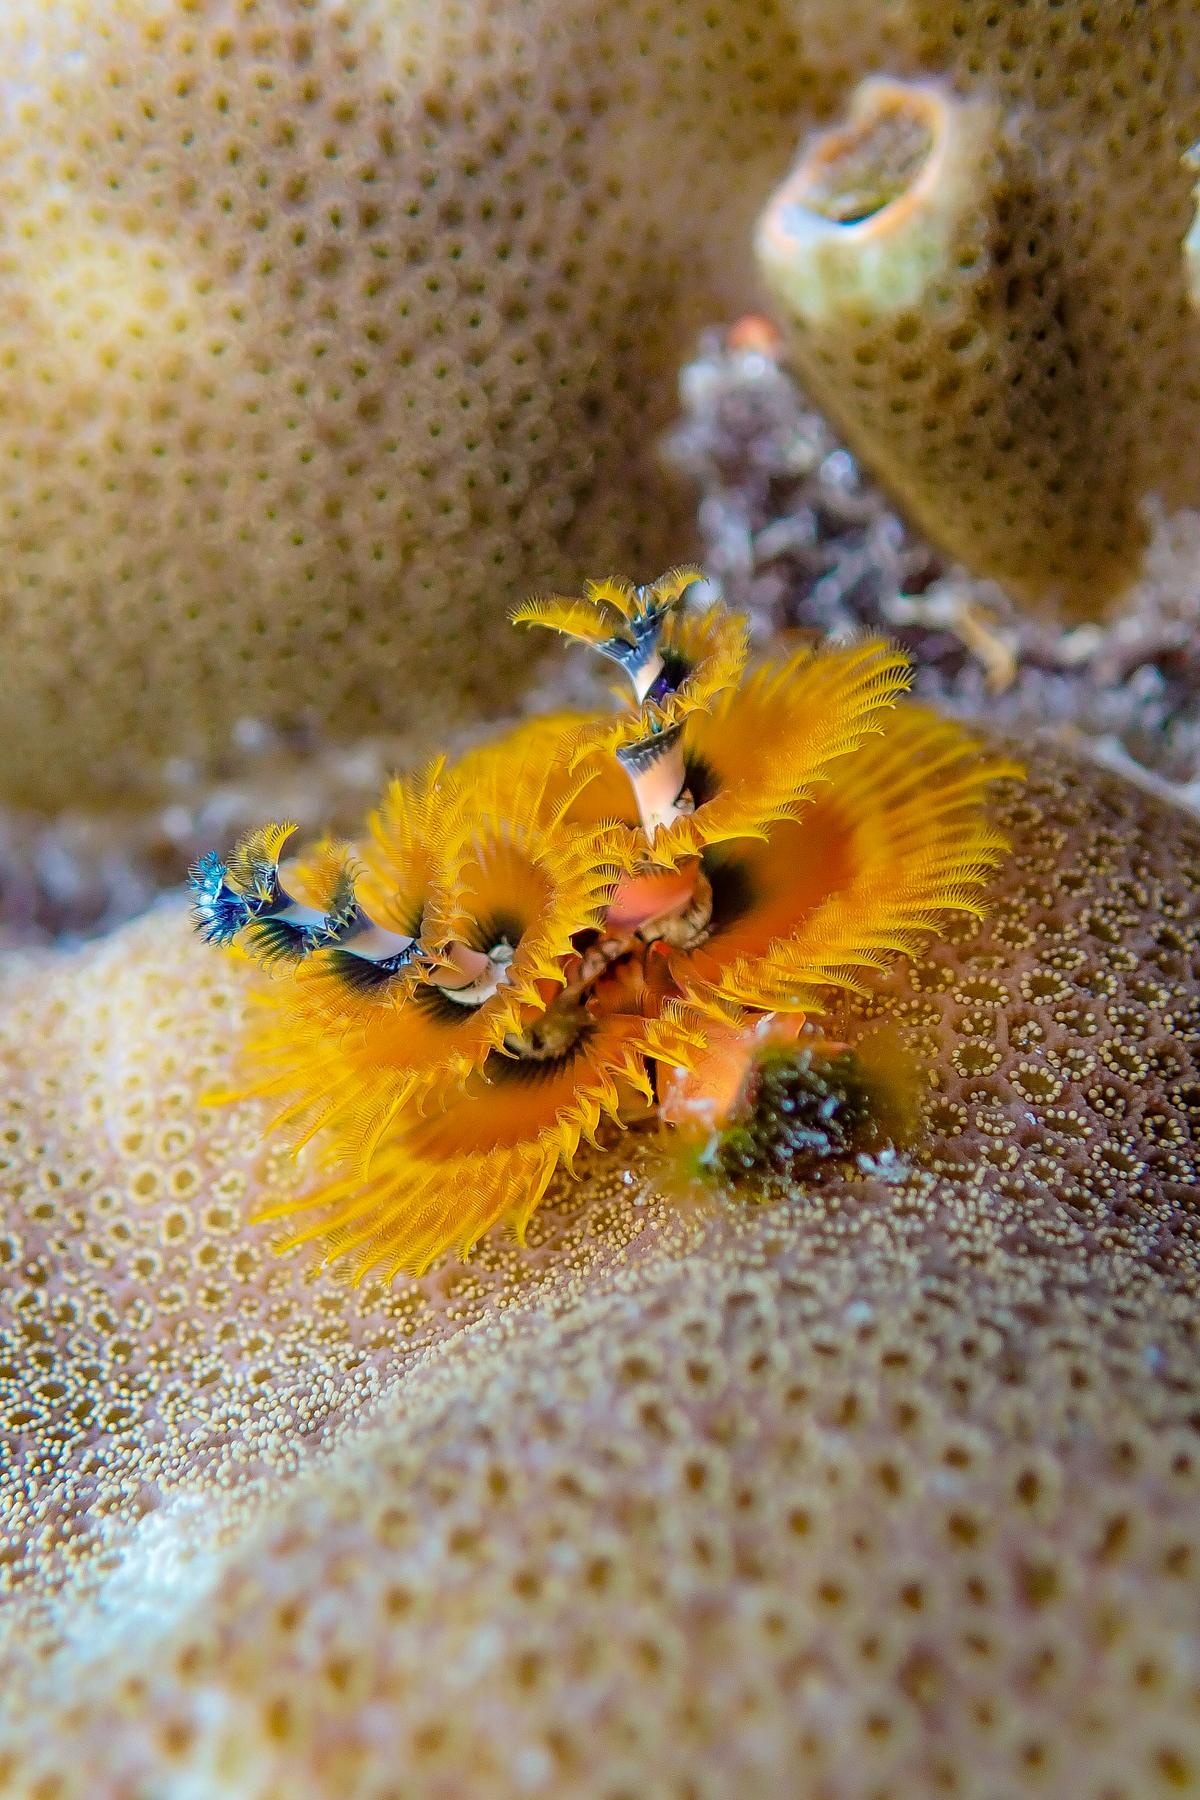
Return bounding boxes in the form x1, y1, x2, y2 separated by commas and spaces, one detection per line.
0, 0, 902, 809
2, 750, 1199, 1795
3, 0, 1198, 806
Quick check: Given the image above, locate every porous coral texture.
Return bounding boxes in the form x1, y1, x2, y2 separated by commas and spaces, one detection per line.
0, 0, 911, 810
1, 750, 1199, 1797
7, 0, 1198, 807
756, 3, 1200, 617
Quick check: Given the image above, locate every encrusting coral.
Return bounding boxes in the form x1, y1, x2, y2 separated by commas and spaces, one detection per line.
3, 0, 1199, 806
1, 747, 1199, 1796
0, 0, 910, 810
188, 575, 1012, 1279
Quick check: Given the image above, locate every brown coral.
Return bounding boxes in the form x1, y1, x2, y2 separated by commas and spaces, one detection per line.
2, 747, 1199, 1794
0, 0, 909, 810
757, 8, 1200, 617
10, 1, 1199, 808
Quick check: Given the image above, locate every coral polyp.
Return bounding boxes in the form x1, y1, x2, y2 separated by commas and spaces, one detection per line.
192, 574, 1017, 1278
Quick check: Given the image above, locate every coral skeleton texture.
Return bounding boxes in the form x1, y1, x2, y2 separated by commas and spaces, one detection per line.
1, 754, 1199, 1796
0, 0, 904, 808
1, 0, 1197, 804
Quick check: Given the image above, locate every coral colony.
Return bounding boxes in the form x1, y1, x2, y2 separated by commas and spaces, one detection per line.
191, 572, 1016, 1280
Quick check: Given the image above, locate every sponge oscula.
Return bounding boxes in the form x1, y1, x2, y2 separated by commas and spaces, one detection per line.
756, 76, 1144, 618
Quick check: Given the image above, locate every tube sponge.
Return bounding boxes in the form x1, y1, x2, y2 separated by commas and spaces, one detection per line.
756, 76, 1144, 617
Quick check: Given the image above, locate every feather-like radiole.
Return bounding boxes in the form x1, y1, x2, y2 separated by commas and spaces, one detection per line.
513, 568, 716, 707
549, 633, 915, 860
671, 705, 1020, 1018
253, 1012, 656, 1282
238, 742, 626, 1174
515, 569, 750, 831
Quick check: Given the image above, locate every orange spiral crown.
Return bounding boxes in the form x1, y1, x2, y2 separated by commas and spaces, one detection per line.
191, 571, 1020, 1281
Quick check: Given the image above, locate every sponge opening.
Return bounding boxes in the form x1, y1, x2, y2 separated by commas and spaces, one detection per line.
798, 91, 938, 227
